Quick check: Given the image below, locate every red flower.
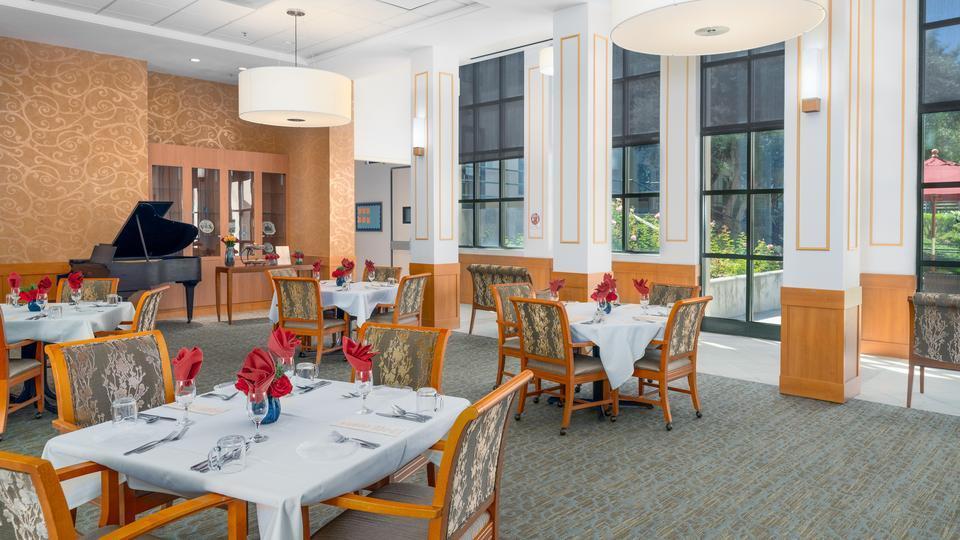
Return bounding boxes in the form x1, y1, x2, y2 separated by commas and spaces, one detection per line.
332, 268, 346, 279
341, 258, 355, 272
19, 289, 38, 303
590, 273, 618, 303
270, 375, 293, 398
37, 276, 52, 294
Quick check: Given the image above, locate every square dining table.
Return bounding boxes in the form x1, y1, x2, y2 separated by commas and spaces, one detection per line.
43, 380, 469, 539
268, 280, 399, 327
1, 302, 136, 344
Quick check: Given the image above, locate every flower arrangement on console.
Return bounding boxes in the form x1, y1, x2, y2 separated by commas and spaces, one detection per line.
220, 234, 238, 267
293, 250, 305, 265
332, 258, 355, 287
590, 273, 618, 314
264, 253, 280, 265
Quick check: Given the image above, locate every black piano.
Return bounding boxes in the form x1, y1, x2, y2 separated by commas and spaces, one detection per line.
69, 201, 202, 322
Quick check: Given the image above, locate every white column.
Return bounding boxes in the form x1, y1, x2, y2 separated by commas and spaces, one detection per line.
524, 45, 553, 259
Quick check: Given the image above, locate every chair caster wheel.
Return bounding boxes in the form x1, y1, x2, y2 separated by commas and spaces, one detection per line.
575, 384, 582, 393
696, 411, 703, 418
559, 429, 567, 436
514, 414, 522, 421
532, 397, 540, 404
34, 412, 43, 419
665, 422, 673, 431
556, 401, 563, 408
603, 408, 611, 417
610, 415, 617, 423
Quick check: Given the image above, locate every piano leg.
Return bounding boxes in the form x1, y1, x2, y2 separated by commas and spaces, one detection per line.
183, 280, 199, 323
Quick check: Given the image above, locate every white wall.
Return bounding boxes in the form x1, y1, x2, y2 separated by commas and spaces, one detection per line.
354, 65, 412, 165
392, 167, 412, 275
355, 162, 397, 269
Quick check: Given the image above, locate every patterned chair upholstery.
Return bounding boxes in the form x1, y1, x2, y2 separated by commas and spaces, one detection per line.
362, 266, 402, 282
312, 371, 534, 540
370, 274, 429, 326
96, 286, 168, 337
356, 323, 450, 390
273, 277, 349, 359
466, 264, 533, 334
648, 283, 700, 306
906, 292, 960, 407
268, 267, 298, 278
56, 277, 119, 303
628, 296, 711, 430
0, 309, 43, 441
490, 282, 535, 387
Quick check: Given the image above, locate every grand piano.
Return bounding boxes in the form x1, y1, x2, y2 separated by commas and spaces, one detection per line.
69, 201, 202, 322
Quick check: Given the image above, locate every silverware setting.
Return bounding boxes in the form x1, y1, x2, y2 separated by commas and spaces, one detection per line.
340, 392, 360, 399
199, 391, 239, 401
191, 441, 252, 473
123, 425, 189, 455
375, 412, 428, 423
392, 404, 431, 422
140, 413, 176, 422
26, 314, 47, 320
331, 430, 380, 449
296, 380, 331, 394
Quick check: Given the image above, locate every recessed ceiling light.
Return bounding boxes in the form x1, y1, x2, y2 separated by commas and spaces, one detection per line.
190, 58, 200, 63
238, 67, 247, 71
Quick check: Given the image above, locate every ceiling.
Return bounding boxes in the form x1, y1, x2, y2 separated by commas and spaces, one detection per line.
0, 0, 584, 83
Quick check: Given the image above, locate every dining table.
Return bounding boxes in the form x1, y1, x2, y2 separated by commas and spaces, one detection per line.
42, 380, 469, 539
267, 280, 399, 327
2, 301, 137, 344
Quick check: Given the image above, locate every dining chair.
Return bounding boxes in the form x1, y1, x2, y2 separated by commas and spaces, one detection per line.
353, 323, 450, 390
311, 370, 534, 539
273, 276, 350, 360
95, 285, 169, 337
0, 451, 248, 540
648, 283, 701, 306
368, 273, 429, 326
45, 330, 178, 523
907, 293, 960, 407
511, 297, 619, 435
490, 282, 535, 388
55, 277, 119, 303
466, 264, 533, 334
623, 296, 712, 430
362, 265, 402, 282
0, 310, 44, 442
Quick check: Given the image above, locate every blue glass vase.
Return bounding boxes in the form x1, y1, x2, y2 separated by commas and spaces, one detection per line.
261, 396, 281, 425
336, 276, 346, 287
225, 249, 235, 267
27, 301, 41, 312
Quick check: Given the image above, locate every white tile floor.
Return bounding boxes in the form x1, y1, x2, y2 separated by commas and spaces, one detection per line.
455, 304, 960, 417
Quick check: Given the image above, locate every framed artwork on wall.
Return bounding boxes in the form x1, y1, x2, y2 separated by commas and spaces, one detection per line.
356, 202, 383, 231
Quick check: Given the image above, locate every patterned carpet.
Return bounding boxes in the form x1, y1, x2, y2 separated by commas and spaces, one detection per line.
1, 318, 959, 538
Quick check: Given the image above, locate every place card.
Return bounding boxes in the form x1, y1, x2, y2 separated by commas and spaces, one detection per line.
162, 403, 229, 415
632, 315, 664, 323
332, 418, 407, 437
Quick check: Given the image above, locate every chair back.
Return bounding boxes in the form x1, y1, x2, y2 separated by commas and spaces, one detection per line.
0, 452, 75, 540
273, 277, 323, 329
56, 277, 119, 303
648, 283, 701, 306
467, 265, 533, 309
355, 323, 449, 390
511, 298, 573, 373
132, 286, 168, 332
362, 266, 401, 282
909, 292, 960, 365
661, 296, 712, 363
490, 283, 534, 339
431, 370, 533, 539
46, 331, 174, 430
267, 268, 298, 278
394, 273, 429, 322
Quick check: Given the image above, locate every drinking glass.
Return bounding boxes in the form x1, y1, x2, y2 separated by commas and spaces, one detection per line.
48, 305, 63, 320
355, 370, 373, 415
416, 387, 443, 414
246, 392, 269, 443
312, 270, 321, 281
175, 379, 196, 426
107, 294, 121, 306
111, 396, 138, 427
7, 290, 19, 307
386, 277, 397, 286
207, 435, 246, 474
70, 288, 82, 309
279, 356, 294, 381
36, 293, 48, 311
296, 362, 316, 387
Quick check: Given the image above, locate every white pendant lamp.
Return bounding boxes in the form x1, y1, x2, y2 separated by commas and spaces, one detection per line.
239, 9, 351, 127
611, 0, 826, 57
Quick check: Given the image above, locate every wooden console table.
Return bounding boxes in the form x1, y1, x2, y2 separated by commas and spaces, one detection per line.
215, 264, 311, 324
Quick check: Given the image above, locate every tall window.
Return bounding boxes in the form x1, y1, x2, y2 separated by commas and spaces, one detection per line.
229, 170, 254, 250
192, 167, 219, 257
700, 44, 785, 337
459, 52, 524, 249
918, 0, 960, 291
262, 172, 286, 248
612, 46, 661, 253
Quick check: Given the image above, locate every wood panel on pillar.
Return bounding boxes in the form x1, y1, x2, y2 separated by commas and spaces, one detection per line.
611, 261, 699, 303
780, 287, 862, 403
860, 273, 915, 359
457, 254, 553, 304
550, 272, 606, 302
410, 262, 460, 329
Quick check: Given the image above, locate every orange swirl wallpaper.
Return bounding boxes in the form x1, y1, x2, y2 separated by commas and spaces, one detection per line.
0, 37, 149, 263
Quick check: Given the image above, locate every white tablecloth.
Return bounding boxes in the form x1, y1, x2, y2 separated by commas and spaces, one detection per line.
565, 302, 670, 388
43, 380, 468, 539
2, 302, 136, 344
268, 280, 399, 327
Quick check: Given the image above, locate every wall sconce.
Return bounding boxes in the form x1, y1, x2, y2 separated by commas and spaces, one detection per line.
801, 46, 822, 113
539, 46, 554, 76
412, 114, 426, 157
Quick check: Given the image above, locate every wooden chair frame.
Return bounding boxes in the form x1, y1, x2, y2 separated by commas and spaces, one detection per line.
0, 451, 248, 539
622, 296, 712, 430
272, 276, 350, 361
55, 277, 120, 303
490, 282, 534, 388
0, 310, 44, 440
317, 371, 534, 540
466, 266, 533, 335
45, 330, 177, 524
510, 297, 619, 435
95, 285, 170, 337
906, 297, 960, 407
375, 273, 430, 326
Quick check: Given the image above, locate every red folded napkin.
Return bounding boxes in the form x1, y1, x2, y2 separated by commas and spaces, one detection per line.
312, 260, 323, 273
332, 268, 346, 279
341, 258, 355, 272
36, 276, 52, 295
67, 271, 84, 291
235, 348, 278, 398
633, 278, 650, 297
7, 272, 20, 291
172, 347, 203, 382
344, 337, 378, 381
365, 259, 376, 273
19, 289, 38, 303
549, 278, 565, 294
269, 327, 300, 359
590, 273, 618, 303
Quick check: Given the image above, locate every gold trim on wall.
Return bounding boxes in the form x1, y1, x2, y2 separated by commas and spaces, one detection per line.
592, 34, 609, 244
559, 33, 582, 245
413, 71, 429, 241
438, 71, 455, 241
527, 65, 545, 240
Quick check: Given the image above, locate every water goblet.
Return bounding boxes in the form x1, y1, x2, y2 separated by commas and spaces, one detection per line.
175, 379, 197, 426
70, 288, 82, 310
355, 370, 373, 415
246, 392, 269, 443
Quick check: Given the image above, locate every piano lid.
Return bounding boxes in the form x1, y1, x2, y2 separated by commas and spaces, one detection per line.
112, 201, 199, 259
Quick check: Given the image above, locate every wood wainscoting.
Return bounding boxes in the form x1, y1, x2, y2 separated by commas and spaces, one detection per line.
411, 262, 461, 329
457, 254, 552, 304
0, 262, 71, 298
780, 287, 862, 403
860, 273, 915, 359
611, 261, 699, 303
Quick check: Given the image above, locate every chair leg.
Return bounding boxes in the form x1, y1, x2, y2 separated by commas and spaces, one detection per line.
495, 351, 505, 387
907, 363, 914, 408
920, 366, 925, 394
35, 371, 44, 417
426, 462, 437, 487
560, 383, 574, 435
514, 377, 528, 420
0, 379, 8, 440
659, 378, 673, 430
688, 373, 702, 417
469, 307, 477, 334
301, 506, 311, 539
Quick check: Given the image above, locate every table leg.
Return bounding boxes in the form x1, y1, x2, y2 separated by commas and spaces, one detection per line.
226, 272, 234, 325
215, 270, 222, 322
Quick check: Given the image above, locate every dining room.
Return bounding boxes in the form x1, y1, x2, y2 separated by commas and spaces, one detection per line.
1, 0, 959, 538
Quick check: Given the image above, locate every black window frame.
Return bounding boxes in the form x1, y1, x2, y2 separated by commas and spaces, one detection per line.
699, 44, 785, 340
917, 1, 960, 290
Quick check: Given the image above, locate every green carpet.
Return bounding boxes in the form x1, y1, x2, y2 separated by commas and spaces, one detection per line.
1, 318, 959, 538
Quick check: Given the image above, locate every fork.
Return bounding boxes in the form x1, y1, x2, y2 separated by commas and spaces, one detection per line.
340, 392, 360, 399
331, 430, 380, 449
199, 391, 238, 401
392, 404, 431, 421
124, 429, 179, 455
133, 425, 189, 455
